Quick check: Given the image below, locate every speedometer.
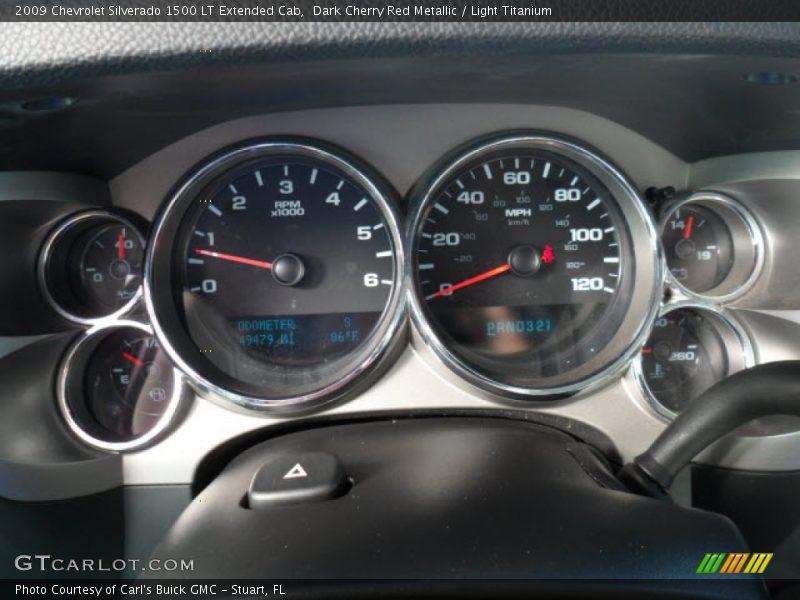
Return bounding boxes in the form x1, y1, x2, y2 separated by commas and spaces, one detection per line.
407, 134, 662, 397
145, 139, 405, 411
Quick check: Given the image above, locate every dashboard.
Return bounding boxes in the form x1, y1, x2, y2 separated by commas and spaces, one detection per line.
6, 21, 800, 592
3, 100, 800, 503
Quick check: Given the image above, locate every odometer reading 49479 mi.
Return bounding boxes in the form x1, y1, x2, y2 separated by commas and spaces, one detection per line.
408, 134, 661, 397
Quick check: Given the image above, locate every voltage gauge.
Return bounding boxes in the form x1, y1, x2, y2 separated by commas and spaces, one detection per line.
662, 193, 763, 301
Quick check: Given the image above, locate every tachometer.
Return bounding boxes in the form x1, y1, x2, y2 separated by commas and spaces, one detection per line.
407, 134, 662, 397
145, 140, 405, 411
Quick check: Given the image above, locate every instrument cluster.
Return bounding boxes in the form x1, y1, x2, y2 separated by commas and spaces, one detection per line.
40, 132, 767, 451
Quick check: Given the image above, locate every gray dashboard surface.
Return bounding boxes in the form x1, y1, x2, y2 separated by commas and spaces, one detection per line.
4, 22, 800, 85
4, 23, 800, 176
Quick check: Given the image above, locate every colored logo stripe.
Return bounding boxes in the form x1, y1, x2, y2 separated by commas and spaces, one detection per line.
697, 553, 773, 574
697, 553, 725, 574
745, 553, 773, 574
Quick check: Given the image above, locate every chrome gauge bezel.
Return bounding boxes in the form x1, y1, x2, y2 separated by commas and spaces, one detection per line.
38, 210, 146, 325
405, 132, 663, 399
660, 192, 765, 303
144, 139, 406, 413
632, 301, 755, 422
57, 319, 188, 452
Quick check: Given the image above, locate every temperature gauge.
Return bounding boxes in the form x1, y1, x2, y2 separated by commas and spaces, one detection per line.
40, 210, 146, 324
635, 306, 752, 418
58, 322, 185, 451
661, 193, 763, 301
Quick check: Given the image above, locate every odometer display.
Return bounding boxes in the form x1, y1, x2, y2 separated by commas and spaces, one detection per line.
408, 135, 661, 396
146, 141, 404, 409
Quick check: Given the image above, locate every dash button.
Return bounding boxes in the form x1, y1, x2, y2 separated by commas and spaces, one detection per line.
247, 452, 347, 509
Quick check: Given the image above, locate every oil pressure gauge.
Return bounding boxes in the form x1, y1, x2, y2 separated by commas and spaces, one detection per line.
40, 210, 146, 324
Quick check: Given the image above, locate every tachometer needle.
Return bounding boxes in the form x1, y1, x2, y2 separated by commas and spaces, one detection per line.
684, 215, 695, 240
195, 249, 273, 270
428, 264, 511, 300
122, 352, 145, 367
118, 232, 125, 260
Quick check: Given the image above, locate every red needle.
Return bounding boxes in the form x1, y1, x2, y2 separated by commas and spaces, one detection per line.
429, 264, 511, 300
684, 215, 695, 240
641, 347, 653, 355
195, 249, 273, 270
122, 352, 145, 367
118, 232, 125, 260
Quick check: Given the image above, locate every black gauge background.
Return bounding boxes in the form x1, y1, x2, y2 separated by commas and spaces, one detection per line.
411, 143, 637, 391
174, 155, 394, 392
43, 212, 146, 321
72, 223, 144, 313
662, 204, 734, 294
640, 309, 729, 414
81, 328, 174, 441
146, 139, 405, 407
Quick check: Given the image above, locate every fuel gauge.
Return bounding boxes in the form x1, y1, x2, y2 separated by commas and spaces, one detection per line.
40, 210, 146, 324
58, 322, 185, 451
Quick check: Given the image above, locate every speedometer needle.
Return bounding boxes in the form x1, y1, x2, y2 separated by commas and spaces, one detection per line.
428, 264, 511, 300
195, 249, 273, 270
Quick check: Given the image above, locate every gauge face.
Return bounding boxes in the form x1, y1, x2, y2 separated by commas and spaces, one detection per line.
663, 205, 733, 294
75, 223, 144, 312
84, 328, 174, 439
409, 135, 661, 395
638, 309, 730, 415
146, 141, 404, 408
41, 211, 145, 323
59, 323, 184, 451
660, 194, 763, 301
